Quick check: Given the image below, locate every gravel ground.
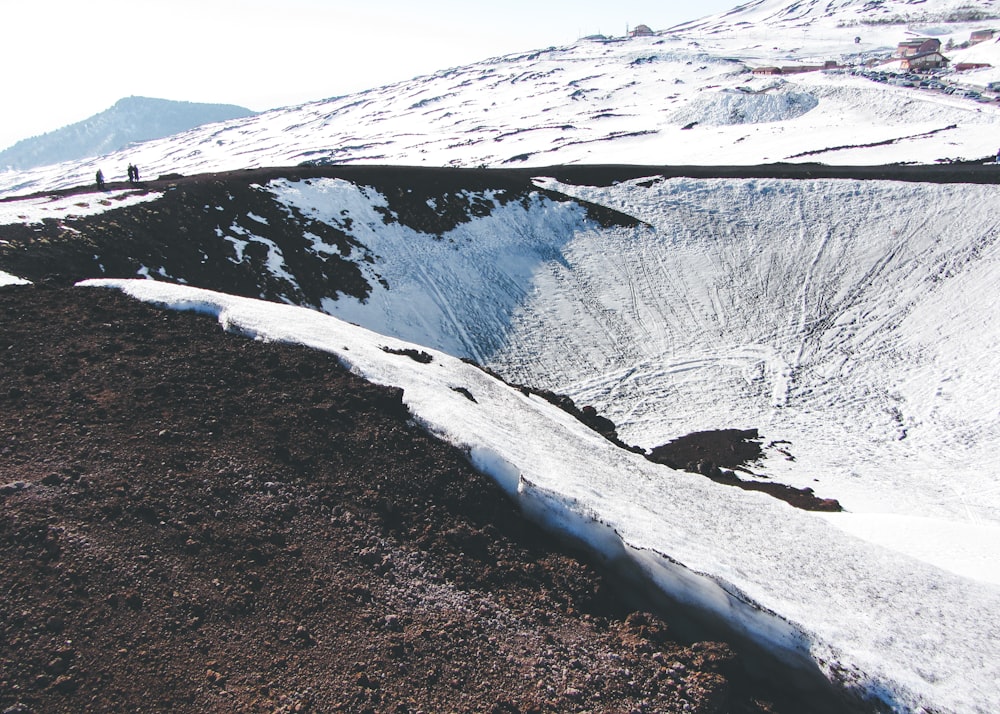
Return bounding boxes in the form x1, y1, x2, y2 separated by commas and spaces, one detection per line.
0, 285, 851, 713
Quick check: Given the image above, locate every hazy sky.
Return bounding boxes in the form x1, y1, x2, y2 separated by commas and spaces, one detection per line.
0, 0, 738, 150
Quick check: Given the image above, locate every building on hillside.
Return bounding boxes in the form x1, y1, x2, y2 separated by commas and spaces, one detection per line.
970, 29, 996, 44
896, 38, 942, 57
954, 61, 992, 71
629, 24, 654, 38
751, 61, 839, 76
899, 51, 950, 71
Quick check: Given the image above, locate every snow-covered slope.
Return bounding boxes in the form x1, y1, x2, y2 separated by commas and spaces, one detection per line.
672, 0, 1000, 32
79, 278, 1000, 714
3, 0, 1000, 196
214, 172, 1000, 591
491, 175, 1000, 583
667, 0, 1000, 72
2, 170, 998, 594
2, 1, 999, 710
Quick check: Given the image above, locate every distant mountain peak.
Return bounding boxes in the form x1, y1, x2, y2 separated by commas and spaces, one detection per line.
0, 97, 256, 171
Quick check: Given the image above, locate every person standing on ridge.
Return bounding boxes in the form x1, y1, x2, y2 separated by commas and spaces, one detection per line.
127, 164, 135, 183
96, 169, 105, 189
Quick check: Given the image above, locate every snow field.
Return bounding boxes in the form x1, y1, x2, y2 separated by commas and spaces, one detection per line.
4, 27, 1000, 198
492, 176, 1000, 582
212, 174, 1000, 591
267, 177, 591, 364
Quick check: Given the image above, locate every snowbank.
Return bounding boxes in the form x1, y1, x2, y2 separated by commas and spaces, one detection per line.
670, 88, 820, 125
0, 270, 30, 286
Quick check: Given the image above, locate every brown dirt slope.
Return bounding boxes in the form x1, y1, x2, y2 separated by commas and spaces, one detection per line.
0, 285, 852, 713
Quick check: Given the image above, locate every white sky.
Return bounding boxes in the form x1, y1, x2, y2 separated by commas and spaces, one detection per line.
0, 0, 737, 151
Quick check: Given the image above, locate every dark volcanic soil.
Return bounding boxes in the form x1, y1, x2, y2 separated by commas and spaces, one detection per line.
646, 431, 841, 512
0, 285, 850, 714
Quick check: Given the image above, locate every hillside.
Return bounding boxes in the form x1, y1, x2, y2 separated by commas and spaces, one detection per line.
2, 163, 1000, 712
2, 5, 1000, 197
670, 0, 1000, 32
0, 96, 255, 172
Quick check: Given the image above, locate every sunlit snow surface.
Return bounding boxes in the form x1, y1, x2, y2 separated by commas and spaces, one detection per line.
80, 278, 1000, 714
500, 176, 1000, 582
266, 177, 590, 364
3, 23, 1000, 196
260, 174, 1000, 590
0, 270, 30, 286
0, 189, 161, 224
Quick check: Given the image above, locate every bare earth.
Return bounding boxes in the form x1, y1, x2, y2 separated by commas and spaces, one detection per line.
0, 285, 851, 714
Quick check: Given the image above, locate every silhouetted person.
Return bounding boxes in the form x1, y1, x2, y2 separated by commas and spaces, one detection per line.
133, 164, 139, 182
127, 164, 135, 183
96, 169, 105, 190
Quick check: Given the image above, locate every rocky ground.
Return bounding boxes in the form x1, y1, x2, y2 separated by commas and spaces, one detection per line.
0, 285, 858, 714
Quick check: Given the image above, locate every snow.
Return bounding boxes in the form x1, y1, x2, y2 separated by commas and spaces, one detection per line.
668, 87, 821, 126
217, 216, 297, 289
817, 511, 1000, 584
0, 189, 161, 224
0, 270, 30, 286
266, 177, 590, 362
265, 171, 1000, 594
495, 175, 1000, 583
78, 277, 1000, 713
949, 37, 1000, 86
672, 0, 1000, 37
4, 10, 1000, 196
230, 173, 1000, 594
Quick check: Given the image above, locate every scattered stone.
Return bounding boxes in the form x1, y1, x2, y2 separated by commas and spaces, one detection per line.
381, 346, 433, 363
0, 480, 30, 495
450, 386, 477, 402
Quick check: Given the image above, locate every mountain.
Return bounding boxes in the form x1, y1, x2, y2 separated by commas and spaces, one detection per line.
2, 6, 1000, 196
0, 96, 255, 171
670, 0, 1000, 32
2, 1, 1000, 711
